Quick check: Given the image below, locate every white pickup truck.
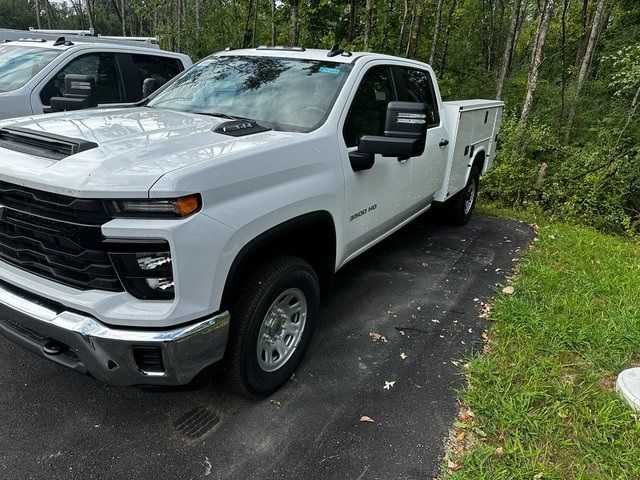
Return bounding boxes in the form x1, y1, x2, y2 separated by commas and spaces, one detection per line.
0, 46, 502, 398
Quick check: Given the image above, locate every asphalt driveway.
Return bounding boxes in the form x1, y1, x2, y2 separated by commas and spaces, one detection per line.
0, 213, 533, 480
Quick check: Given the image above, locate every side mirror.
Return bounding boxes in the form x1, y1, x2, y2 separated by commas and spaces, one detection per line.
142, 77, 160, 98
50, 74, 98, 112
349, 101, 428, 171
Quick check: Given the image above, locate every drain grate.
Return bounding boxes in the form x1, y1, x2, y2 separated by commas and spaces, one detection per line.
174, 406, 220, 440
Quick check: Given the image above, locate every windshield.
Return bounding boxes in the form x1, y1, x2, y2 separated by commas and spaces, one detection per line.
147, 56, 351, 132
0, 45, 62, 93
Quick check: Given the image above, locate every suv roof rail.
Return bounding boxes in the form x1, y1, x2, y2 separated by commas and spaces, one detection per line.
29, 27, 94, 36
256, 45, 306, 52
97, 35, 159, 44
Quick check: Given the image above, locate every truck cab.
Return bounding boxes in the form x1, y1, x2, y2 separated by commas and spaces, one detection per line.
0, 46, 502, 398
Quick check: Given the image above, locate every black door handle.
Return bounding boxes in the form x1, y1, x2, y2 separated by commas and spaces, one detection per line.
439, 139, 450, 148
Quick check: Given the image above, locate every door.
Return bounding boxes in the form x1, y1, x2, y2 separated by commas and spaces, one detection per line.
339, 63, 412, 258
34, 51, 127, 113
396, 66, 448, 207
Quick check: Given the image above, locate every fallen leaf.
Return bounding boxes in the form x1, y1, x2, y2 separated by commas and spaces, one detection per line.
400, 352, 407, 360
455, 432, 466, 441
446, 459, 462, 471
369, 331, 387, 342
359, 415, 375, 423
494, 446, 505, 457
534, 473, 544, 479
459, 408, 475, 423
383, 380, 396, 390
270, 400, 281, 407
481, 331, 489, 342
502, 285, 515, 295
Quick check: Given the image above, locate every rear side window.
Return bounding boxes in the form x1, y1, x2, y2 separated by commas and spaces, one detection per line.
398, 68, 440, 127
343, 66, 396, 148
40, 52, 125, 106
130, 54, 183, 101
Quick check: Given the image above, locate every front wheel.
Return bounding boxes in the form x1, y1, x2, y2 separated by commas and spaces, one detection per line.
445, 165, 480, 226
224, 254, 320, 399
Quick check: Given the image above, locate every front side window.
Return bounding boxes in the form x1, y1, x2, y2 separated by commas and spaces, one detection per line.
130, 54, 183, 101
343, 66, 396, 148
0, 45, 62, 93
147, 56, 351, 132
40, 52, 125, 106
398, 67, 440, 127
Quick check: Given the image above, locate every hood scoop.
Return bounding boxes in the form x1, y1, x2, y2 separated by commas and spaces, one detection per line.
0, 126, 98, 160
213, 120, 270, 137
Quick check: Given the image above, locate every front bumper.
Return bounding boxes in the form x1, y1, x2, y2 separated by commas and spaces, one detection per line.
0, 281, 230, 386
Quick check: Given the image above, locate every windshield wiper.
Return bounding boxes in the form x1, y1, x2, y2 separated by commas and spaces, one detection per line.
194, 111, 254, 122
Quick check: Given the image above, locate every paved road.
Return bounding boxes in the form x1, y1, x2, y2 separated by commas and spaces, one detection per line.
0, 213, 533, 480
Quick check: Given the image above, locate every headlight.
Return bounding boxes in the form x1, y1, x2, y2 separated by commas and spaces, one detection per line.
108, 194, 201, 218
110, 249, 175, 300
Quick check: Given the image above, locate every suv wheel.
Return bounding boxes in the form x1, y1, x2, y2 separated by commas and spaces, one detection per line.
224, 254, 319, 398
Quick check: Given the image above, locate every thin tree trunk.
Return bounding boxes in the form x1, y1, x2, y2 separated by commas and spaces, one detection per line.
397, 0, 409, 55
559, 0, 569, 127
364, 0, 373, 50
196, 0, 202, 28
565, 0, 607, 142
120, 0, 127, 36
438, 0, 458, 74
86, 0, 95, 31
346, 0, 358, 44
270, 0, 276, 45
35, 0, 42, 29
290, 0, 299, 45
519, 0, 555, 128
405, 0, 417, 57
429, 0, 445, 65
496, 0, 522, 99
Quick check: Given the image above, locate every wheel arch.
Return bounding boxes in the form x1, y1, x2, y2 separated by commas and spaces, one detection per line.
220, 211, 337, 310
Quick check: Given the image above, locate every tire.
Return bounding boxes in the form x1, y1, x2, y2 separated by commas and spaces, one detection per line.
224, 254, 320, 399
446, 165, 480, 226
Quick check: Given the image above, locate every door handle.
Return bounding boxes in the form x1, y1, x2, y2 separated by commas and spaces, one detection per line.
439, 139, 450, 148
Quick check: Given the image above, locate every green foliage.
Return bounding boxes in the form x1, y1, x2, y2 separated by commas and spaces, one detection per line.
446, 213, 640, 479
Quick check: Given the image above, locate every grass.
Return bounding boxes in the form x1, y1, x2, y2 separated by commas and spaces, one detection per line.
444, 206, 640, 480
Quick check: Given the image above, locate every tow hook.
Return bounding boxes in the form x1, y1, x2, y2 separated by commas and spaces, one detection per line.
43, 339, 69, 356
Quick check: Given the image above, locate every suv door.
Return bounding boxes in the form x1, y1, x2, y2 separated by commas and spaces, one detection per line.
396, 66, 448, 206
339, 63, 412, 258
35, 51, 126, 113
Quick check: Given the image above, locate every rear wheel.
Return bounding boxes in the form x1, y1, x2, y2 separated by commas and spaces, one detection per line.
445, 165, 480, 226
224, 254, 319, 399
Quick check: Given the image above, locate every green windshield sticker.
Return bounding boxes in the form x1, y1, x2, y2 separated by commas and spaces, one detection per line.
319, 66, 341, 75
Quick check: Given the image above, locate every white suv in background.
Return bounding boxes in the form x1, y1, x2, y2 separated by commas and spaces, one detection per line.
0, 30, 192, 120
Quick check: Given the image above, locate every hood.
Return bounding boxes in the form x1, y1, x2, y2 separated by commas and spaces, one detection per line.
0, 107, 299, 198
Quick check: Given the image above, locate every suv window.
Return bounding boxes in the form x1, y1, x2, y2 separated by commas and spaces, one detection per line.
130, 54, 183, 101
343, 66, 396, 148
398, 67, 440, 127
40, 52, 125, 106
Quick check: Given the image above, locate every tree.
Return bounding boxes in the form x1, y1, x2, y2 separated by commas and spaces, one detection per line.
429, 0, 445, 65
519, 0, 555, 127
496, 0, 522, 99
565, 0, 609, 141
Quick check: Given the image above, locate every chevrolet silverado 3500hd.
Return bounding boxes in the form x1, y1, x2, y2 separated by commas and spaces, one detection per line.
0, 46, 503, 398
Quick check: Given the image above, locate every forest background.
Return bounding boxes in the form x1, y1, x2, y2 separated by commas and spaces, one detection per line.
2, 0, 639, 236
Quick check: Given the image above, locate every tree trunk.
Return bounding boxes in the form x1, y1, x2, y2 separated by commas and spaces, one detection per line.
270, 0, 276, 45
519, 0, 555, 127
565, 0, 607, 142
429, 0, 445, 65
397, 0, 409, 55
196, 0, 202, 28
364, 0, 373, 50
438, 0, 458, 74
496, 0, 522, 99
346, 0, 359, 44
290, 0, 300, 46
120, 0, 127, 36
35, 0, 42, 29
86, 0, 95, 31
404, 0, 418, 57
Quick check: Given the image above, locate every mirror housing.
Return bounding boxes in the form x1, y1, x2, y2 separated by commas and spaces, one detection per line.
50, 74, 98, 112
142, 77, 160, 98
349, 101, 428, 171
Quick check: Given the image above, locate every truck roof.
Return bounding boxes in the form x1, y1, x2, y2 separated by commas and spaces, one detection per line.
0, 28, 162, 50
216, 47, 430, 68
